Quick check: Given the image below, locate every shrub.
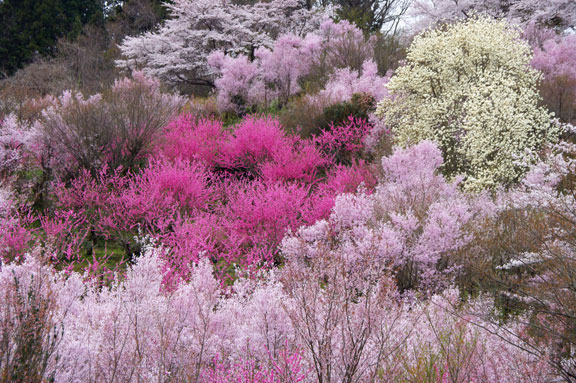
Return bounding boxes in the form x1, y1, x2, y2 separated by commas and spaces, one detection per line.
40, 72, 184, 177
162, 115, 229, 167
314, 116, 373, 164
376, 17, 560, 190
279, 94, 332, 138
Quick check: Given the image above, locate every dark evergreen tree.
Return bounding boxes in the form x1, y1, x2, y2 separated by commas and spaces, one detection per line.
0, 0, 104, 78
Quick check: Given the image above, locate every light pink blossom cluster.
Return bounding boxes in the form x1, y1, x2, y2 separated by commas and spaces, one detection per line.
209, 20, 389, 112
282, 141, 491, 292
0, 242, 554, 382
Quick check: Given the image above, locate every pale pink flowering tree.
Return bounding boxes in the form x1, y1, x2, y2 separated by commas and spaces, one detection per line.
209, 19, 389, 112
282, 141, 488, 292
207, 53, 265, 113
117, 0, 325, 89
0, 114, 39, 180
208, 34, 322, 111
0, 243, 556, 382
532, 34, 576, 123
309, 60, 390, 107
410, 0, 576, 31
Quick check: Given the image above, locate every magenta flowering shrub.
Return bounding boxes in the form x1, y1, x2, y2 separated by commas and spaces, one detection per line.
0, 215, 34, 264
219, 117, 292, 171
36, 115, 373, 278
52, 158, 214, 259
0, 189, 34, 263
221, 180, 313, 266
163, 115, 330, 179
314, 116, 373, 163
260, 139, 328, 183
162, 115, 230, 167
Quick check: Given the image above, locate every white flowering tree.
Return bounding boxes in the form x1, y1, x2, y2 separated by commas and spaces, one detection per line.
117, 0, 324, 89
376, 17, 560, 191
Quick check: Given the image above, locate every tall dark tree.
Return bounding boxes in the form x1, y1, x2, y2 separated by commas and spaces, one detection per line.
0, 0, 104, 78
331, 0, 410, 34
105, 0, 170, 41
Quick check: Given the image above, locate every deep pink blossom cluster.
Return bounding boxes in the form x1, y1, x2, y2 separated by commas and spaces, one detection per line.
7, 115, 374, 282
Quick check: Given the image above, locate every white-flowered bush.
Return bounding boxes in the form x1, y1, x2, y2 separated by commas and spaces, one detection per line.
376, 17, 560, 190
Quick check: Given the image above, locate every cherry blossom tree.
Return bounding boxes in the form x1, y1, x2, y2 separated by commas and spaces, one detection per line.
410, 0, 576, 31
209, 19, 390, 112
117, 0, 325, 89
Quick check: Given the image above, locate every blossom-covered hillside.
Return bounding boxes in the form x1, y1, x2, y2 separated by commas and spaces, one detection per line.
1, 0, 576, 381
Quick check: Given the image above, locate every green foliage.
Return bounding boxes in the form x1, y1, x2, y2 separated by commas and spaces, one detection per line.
320, 92, 375, 130
0, 0, 104, 78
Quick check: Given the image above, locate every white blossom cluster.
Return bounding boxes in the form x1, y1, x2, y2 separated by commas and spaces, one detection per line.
376, 17, 560, 190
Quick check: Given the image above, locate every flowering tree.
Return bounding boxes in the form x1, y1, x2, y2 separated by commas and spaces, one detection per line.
282, 141, 488, 292
117, 0, 324, 89
209, 34, 321, 111
376, 17, 559, 190
40, 72, 184, 177
532, 34, 576, 124
0, 235, 557, 382
209, 19, 390, 112
410, 0, 576, 31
